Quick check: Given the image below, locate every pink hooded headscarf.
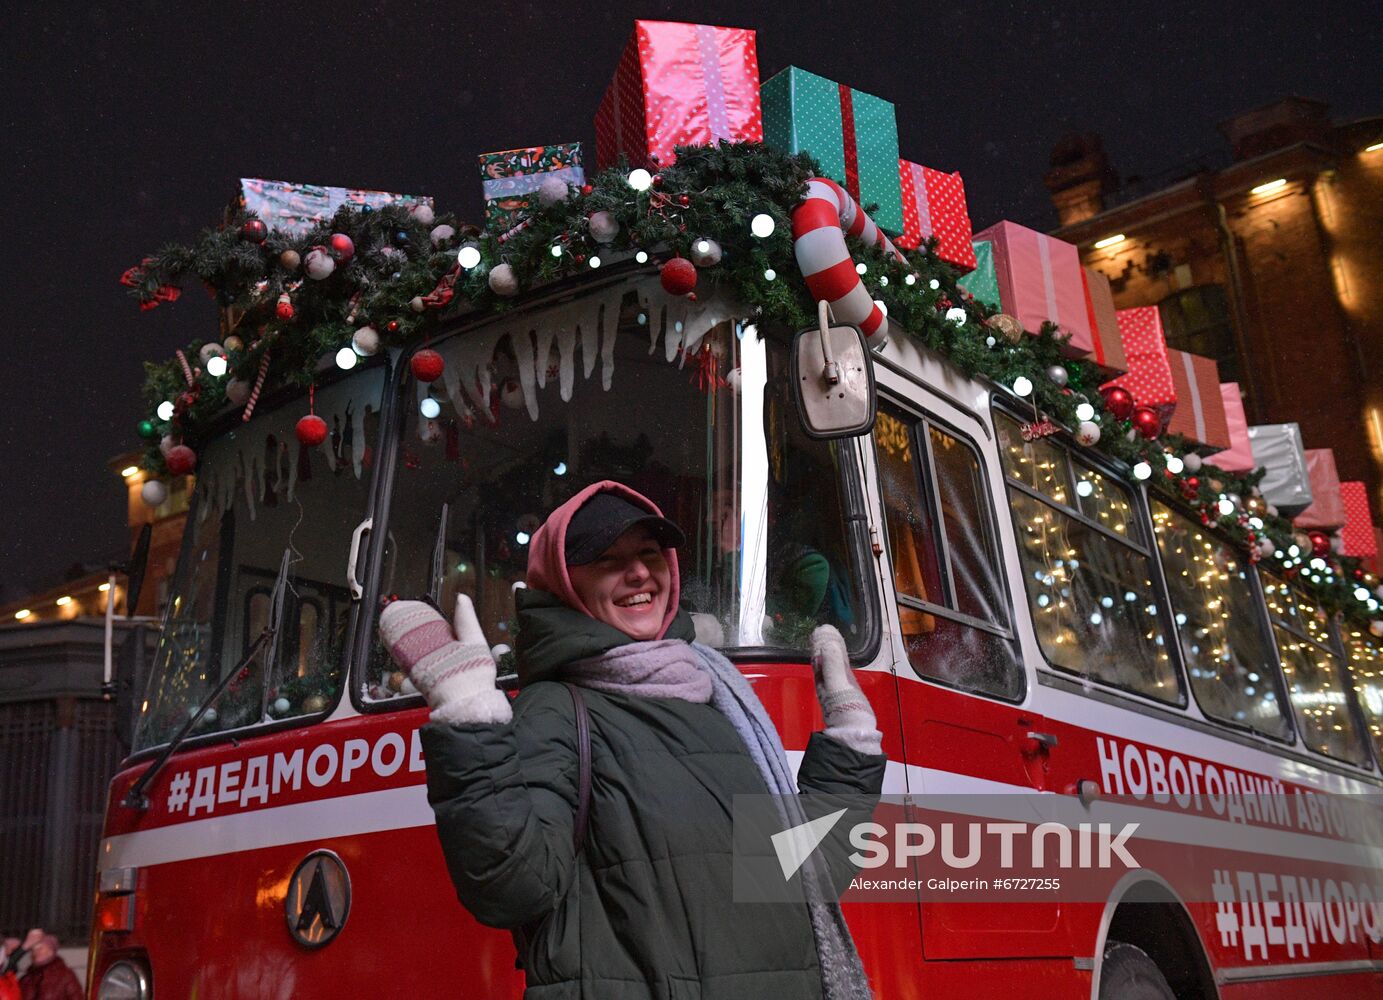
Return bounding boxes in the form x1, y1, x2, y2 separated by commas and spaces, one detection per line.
525, 480, 683, 641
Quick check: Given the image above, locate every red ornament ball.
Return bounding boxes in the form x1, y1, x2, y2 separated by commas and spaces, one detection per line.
1100, 385, 1135, 421
1131, 405, 1161, 440
651, 174, 664, 189
1309, 531, 1330, 558
386, 320, 400, 333
660, 257, 698, 296
165, 444, 197, 476
678, 194, 690, 207
296, 414, 329, 447
240, 219, 267, 244
1183, 476, 1200, 493
329, 233, 355, 261
410, 349, 444, 382
580, 184, 594, 196
276, 293, 294, 320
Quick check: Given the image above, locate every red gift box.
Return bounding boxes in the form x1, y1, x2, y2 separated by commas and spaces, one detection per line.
1207, 383, 1255, 471
1080, 267, 1129, 375
595, 20, 763, 171
1294, 449, 1347, 530
1104, 307, 1177, 423
971, 221, 1094, 357
896, 160, 976, 271
1339, 481, 1377, 558
1165, 349, 1230, 449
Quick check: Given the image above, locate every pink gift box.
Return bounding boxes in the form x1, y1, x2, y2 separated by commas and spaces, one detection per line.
1165, 349, 1230, 449
1207, 383, 1255, 471
595, 21, 763, 171
1293, 449, 1347, 530
896, 160, 976, 271
1103, 307, 1177, 422
971, 221, 1093, 355
1339, 481, 1377, 558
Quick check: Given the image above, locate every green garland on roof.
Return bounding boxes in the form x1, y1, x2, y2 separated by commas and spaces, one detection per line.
124, 141, 1379, 628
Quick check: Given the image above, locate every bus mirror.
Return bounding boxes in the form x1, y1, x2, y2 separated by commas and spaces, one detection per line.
790, 303, 877, 439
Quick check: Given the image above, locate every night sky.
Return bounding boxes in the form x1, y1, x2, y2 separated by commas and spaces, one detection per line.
4, 1, 1378, 597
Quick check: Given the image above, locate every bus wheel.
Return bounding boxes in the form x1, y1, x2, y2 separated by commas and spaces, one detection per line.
1099, 941, 1176, 1000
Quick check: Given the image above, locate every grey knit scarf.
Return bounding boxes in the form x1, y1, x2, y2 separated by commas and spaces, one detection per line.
564, 638, 873, 1000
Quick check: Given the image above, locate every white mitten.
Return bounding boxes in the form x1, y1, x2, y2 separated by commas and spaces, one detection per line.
378, 596, 513, 725
810, 625, 883, 756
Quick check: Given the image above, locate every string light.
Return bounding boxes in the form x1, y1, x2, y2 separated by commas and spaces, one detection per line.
335, 347, 358, 370
627, 168, 653, 191
419, 397, 440, 419
157, 400, 174, 420
1076, 403, 1095, 422
206, 355, 228, 378
457, 244, 482, 269
1133, 462, 1152, 480
750, 213, 775, 238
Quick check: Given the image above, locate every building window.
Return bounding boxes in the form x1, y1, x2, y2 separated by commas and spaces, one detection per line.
1158, 285, 1240, 385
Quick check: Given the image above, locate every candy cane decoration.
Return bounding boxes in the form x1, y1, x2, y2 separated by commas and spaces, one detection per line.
242, 351, 271, 422
792, 177, 909, 349
174, 349, 195, 386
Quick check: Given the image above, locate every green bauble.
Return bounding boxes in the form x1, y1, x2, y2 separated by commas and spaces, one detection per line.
137, 419, 158, 439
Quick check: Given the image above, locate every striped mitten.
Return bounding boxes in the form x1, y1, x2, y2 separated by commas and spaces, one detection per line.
810, 625, 883, 756
378, 596, 512, 725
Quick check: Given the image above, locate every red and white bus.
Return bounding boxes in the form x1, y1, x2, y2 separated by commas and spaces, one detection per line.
89, 266, 1383, 998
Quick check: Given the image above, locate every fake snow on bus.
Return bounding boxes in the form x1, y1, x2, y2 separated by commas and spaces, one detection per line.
94, 255, 1383, 998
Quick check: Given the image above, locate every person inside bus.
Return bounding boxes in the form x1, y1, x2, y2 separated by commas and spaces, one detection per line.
2, 930, 82, 1000
379, 479, 886, 1000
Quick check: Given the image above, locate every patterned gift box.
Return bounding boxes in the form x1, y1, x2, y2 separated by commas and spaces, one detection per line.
971, 221, 1095, 357
1080, 267, 1128, 375
235, 179, 432, 237
1248, 423, 1314, 516
1103, 307, 1177, 421
1339, 481, 1378, 558
1207, 383, 1255, 472
1293, 449, 1347, 530
761, 66, 904, 234
1165, 349, 1230, 449
478, 143, 584, 233
595, 20, 763, 171
896, 159, 975, 270
957, 240, 998, 309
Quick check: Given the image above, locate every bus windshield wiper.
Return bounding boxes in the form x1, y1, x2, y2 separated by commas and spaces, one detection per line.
123, 549, 292, 811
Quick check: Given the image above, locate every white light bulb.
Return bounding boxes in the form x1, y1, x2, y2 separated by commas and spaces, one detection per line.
553, 461, 568, 476
879, 275, 888, 287
855, 262, 868, 275
764, 268, 776, 281
635, 250, 649, 264
929, 279, 940, 290
1355, 586, 1371, 602
419, 397, 441, 419
695, 239, 710, 254
1165, 455, 1184, 474
1012, 376, 1033, 397
206, 355, 228, 378
1076, 480, 1094, 497
1075, 402, 1095, 422
550, 244, 562, 257
1133, 462, 1152, 481
1218, 498, 1234, 516
945, 306, 967, 325
904, 274, 916, 286
157, 400, 174, 421
750, 213, 775, 238
515, 530, 531, 545
627, 168, 652, 191
335, 347, 358, 370
589, 255, 601, 268
1288, 545, 1301, 558
457, 244, 482, 269
1248, 516, 1264, 529
1310, 557, 1327, 571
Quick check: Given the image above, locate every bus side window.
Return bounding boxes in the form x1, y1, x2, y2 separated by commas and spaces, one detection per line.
1344, 632, 1383, 767
1151, 501, 1291, 738
1263, 576, 1369, 764
874, 405, 1023, 702
994, 412, 1181, 703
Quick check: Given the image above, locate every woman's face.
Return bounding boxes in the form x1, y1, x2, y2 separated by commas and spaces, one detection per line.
568, 526, 671, 641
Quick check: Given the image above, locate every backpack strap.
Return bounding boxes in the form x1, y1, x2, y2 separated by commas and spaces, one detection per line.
513, 681, 593, 971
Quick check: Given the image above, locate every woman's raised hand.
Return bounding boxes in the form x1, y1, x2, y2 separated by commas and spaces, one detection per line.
809, 625, 883, 756
378, 596, 513, 725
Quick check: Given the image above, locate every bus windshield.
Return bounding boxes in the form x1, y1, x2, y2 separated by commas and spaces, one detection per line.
133, 364, 388, 752
363, 279, 876, 701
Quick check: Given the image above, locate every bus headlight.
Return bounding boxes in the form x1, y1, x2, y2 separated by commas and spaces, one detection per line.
98, 960, 150, 1000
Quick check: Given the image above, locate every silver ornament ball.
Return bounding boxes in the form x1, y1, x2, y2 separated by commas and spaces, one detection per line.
588, 211, 620, 244
411, 203, 435, 226
198, 342, 224, 365
429, 224, 456, 246
488, 263, 520, 297
225, 379, 250, 405
352, 326, 380, 356
537, 177, 569, 208
689, 237, 722, 267
1045, 364, 1069, 388
1182, 452, 1203, 473
304, 248, 335, 280
140, 479, 169, 507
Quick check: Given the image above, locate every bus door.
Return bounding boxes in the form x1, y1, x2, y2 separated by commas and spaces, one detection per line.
871, 370, 1066, 960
